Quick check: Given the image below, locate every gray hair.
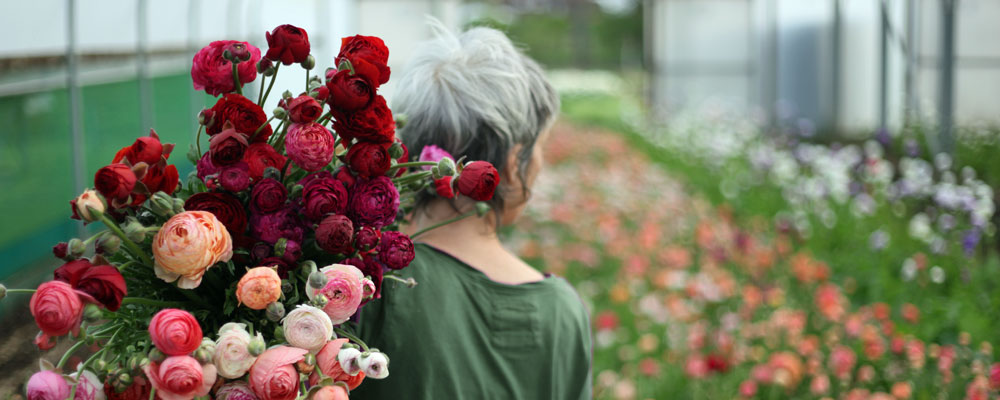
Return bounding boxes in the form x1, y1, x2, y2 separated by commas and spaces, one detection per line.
393, 24, 560, 223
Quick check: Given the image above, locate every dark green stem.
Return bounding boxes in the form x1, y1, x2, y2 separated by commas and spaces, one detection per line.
98, 214, 153, 267
194, 125, 204, 157
279, 158, 293, 183
4, 288, 36, 294
121, 297, 187, 308
230, 61, 242, 96
251, 116, 276, 142
389, 161, 438, 172
411, 210, 477, 240
56, 340, 85, 369
257, 73, 267, 105
260, 64, 280, 106
392, 170, 434, 186
334, 327, 369, 352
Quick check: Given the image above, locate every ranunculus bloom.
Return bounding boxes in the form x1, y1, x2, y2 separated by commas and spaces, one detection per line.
236, 267, 282, 310
434, 176, 455, 199
251, 178, 287, 213
456, 161, 499, 201
300, 172, 348, 221
377, 232, 414, 270
120, 133, 165, 165
26, 370, 69, 400
70, 189, 106, 222
331, 95, 394, 144
143, 356, 217, 400
345, 255, 383, 300
310, 385, 349, 400
354, 227, 380, 253
326, 68, 374, 111
265, 24, 311, 65
53, 259, 127, 311
315, 214, 354, 255
346, 141, 391, 179
149, 308, 203, 356
153, 211, 233, 288
283, 305, 334, 352
338, 35, 390, 85
192, 40, 261, 97
197, 152, 221, 182
104, 376, 151, 400
286, 122, 335, 172
184, 192, 248, 238
249, 346, 308, 400
347, 176, 399, 228
214, 322, 257, 379
358, 352, 389, 379
418, 145, 453, 170
94, 164, 137, 202
210, 123, 250, 166
337, 347, 363, 376
220, 162, 252, 192
334, 166, 356, 189
29, 280, 83, 339
307, 264, 364, 324
244, 143, 287, 181
285, 95, 323, 124
250, 207, 304, 245
216, 381, 259, 400
71, 369, 103, 400
208, 94, 273, 143
311, 339, 366, 390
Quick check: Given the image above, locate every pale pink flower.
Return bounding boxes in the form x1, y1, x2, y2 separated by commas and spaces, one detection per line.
214, 322, 257, 379
358, 352, 389, 379
282, 305, 334, 352
307, 264, 364, 324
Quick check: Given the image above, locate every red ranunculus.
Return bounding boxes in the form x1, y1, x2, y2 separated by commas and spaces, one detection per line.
334, 166, 356, 189
30, 281, 84, 339
243, 143, 287, 182
209, 123, 250, 166
300, 173, 349, 221
207, 94, 273, 143
184, 192, 249, 237
434, 176, 455, 199
135, 164, 179, 205
116, 133, 164, 165
104, 376, 152, 400
354, 226, 380, 253
331, 95, 395, 144
315, 214, 354, 255
191, 40, 261, 97
265, 24, 311, 65
347, 176, 399, 228
346, 141, 391, 179
326, 66, 376, 112
94, 164, 137, 202
55, 259, 127, 311
250, 178, 287, 213
456, 161, 500, 201
377, 231, 414, 270
338, 35, 390, 85
285, 122, 335, 172
148, 309, 203, 356
285, 94, 323, 124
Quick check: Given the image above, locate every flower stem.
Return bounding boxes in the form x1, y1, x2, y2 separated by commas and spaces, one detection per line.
251, 116, 276, 142
230, 61, 242, 96
317, 111, 332, 126
305, 69, 310, 92
149, 388, 156, 400
382, 274, 417, 288
392, 170, 434, 186
194, 125, 204, 157
68, 347, 106, 400
389, 161, 438, 172
411, 210, 477, 240
121, 297, 187, 308
257, 74, 268, 105
279, 158, 293, 183
334, 327, 369, 352
56, 340, 85, 370
4, 288, 36, 294
98, 214, 153, 267
260, 64, 280, 106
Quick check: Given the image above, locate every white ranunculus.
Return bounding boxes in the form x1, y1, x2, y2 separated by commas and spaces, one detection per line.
214, 322, 256, 379
282, 305, 333, 352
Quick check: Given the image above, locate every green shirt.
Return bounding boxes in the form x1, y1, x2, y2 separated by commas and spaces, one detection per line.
353, 243, 593, 400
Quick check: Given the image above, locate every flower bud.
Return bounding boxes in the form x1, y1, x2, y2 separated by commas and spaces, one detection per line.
301, 54, 316, 70
122, 218, 147, 243
299, 260, 318, 275
149, 191, 177, 217
437, 157, 456, 177
172, 198, 186, 214
430, 166, 443, 180
148, 348, 165, 363
83, 304, 102, 323
96, 233, 121, 254
224, 43, 251, 62
475, 201, 491, 217
198, 108, 215, 126
359, 351, 390, 379
274, 238, 288, 258
394, 113, 407, 130
281, 280, 293, 295
308, 270, 328, 289
273, 326, 285, 341
258, 58, 275, 75
248, 333, 266, 356
195, 347, 213, 364
266, 301, 286, 322
127, 354, 143, 370
338, 347, 363, 376
93, 358, 107, 371
308, 76, 323, 91
263, 166, 281, 180
289, 184, 303, 199
388, 142, 404, 159
73, 189, 106, 222
117, 373, 132, 387
67, 238, 87, 259
282, 90, 293, 100
0, 284, 6, 300
312, 294, 329, 308
273, 107, 288, 120
186, 143, 201, 165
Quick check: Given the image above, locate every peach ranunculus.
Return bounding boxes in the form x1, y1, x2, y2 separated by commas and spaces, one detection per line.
236, 267, 282, 310
309, 385, 349, 400
282, 305, 333, 352
142, 355, 217, 400
310, 339, 366, 390
306, 264, 364, 324
249, 346, 308, 400
152, 211, 233, 289
214, 322, 257, 379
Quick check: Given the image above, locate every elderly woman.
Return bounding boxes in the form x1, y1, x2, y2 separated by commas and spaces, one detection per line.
353, 26, 592, 399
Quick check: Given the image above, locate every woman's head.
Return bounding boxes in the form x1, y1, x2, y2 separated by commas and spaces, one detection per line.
393, 25, 559, 227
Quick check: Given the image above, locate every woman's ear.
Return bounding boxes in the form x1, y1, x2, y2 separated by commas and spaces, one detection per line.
502, 143, 523, 187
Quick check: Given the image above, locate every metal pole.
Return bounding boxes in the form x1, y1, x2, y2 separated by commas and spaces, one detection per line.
831, 0, 841, 133
904, 0, 918, 125
189, 0, 202, 133
66, 0, 87, 239
878, 0, 888, 131
938, 0, 956, 153
767, 0, 778, 129
138, 0, 153, 131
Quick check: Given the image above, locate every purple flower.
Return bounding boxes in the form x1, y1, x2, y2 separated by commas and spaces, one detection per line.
347, 176, 399, 228
196, 152, 220, 182
875, 127, 891, 148
251, 207, 304, 244
418, 145, 453, 171
962, 228, 981, 257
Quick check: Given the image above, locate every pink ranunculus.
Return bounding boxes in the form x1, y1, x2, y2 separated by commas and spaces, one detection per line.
70, 369, 103, 400
249, 346, 308, 400
214, 322, 257, 379
152, 211, 233, 289
282, 305, 334, 352
192, 40, 261, 97
285, 122, 335, 172
142, 356, 217, 400
26, 370, 69, 400
149, 308, 203, 356
29, 280, 84, 340
309, 385, 349, 400
418, 145, 453, 171
216, 380, 259, 400
307, 264, 364, 324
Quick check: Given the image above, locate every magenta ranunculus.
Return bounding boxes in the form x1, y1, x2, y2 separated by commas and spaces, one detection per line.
285, 122, 334, 172
354, 226, 380, 253
220, 162, 251, 192
300, 173, 349, 221
315, 214, 354, 255
251, 208, 304, 245
347, 176, 399, 228
377, 231, 414, 270
418, 145, 453, 171
250, 178, 287, 214
196, 152, 221, 182
26, 370, 69, 400
191, 40, 261, 97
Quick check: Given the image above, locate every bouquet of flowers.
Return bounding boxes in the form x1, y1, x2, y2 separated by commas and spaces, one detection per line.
4, 24, 499, 400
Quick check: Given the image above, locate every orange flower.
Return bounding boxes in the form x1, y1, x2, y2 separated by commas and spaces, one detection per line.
152, 211, 233, 289
236, 267, 282, 310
